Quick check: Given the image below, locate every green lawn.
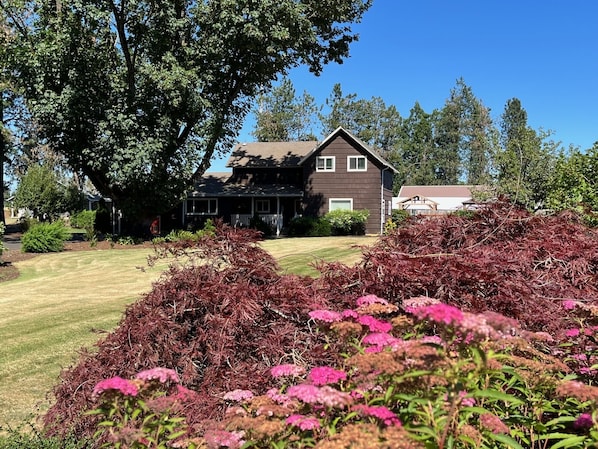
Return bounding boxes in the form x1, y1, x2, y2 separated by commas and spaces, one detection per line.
0, 236, 375, 429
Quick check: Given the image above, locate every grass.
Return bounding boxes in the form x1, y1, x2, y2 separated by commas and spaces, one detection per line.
0, 236, 375, 430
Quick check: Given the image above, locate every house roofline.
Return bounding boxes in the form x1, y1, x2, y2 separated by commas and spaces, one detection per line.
299, 126, 399, 173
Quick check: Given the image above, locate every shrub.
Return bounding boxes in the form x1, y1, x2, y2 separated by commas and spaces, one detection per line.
249, 214, 273, 237
70, 210, 97, 241
287, 216, 331, 237
323, 209, 369, 235
21, 221, 71, 253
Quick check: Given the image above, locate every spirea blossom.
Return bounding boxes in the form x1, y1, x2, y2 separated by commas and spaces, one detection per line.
93, 376, 139, 398
309, 309, 342, 323
286, 384, 351, 408
286, 414, 321, 431
562, 300, 577, 310
203, 429, 245, 449
223, 389, 254, 402
353, 404, 401, 427
308, 366, 347, 386
565, 328, 580, 338
135, 367, 180, 384
574, 413, 594, 430
270, 364, 306, 378
362, 332, 400, 349
412, 303, 464, 325
356, 294, 389, 307
357, 315, 392, 333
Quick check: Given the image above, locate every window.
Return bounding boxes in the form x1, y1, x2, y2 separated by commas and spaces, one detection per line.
186, 198, 217, 215
316, 156, 335, 172
255, 199, 270, 213
329, 198, 353, 211
348, 155, 367, 171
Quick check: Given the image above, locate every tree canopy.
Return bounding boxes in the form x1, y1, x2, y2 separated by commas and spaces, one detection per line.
2, 0, 372, 227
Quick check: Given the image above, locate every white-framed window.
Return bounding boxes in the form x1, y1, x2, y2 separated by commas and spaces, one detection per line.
329, 198, 353, 211
348, 155, 367, 171
316, 156, 335, 172
255, 199, 270, 213
186, 198, 217, 215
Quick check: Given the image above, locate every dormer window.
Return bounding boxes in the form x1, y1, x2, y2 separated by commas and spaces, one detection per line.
316, 156, 335, 172
348, 155, 367, 171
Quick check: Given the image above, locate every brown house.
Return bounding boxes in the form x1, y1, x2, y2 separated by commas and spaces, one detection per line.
186, 127, 397, 235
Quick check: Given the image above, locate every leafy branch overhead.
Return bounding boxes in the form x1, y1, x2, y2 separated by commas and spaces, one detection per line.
1, 0, 372, 221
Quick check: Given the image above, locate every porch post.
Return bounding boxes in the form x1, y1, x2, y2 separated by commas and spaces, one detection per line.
276, 196, 281, 236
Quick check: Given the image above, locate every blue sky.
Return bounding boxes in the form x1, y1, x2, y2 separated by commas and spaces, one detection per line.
211, 0, 598, 171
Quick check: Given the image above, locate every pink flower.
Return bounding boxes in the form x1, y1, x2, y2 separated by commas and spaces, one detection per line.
308, 366, 347, 386
353, 404, 401, 427
286, 384, 321, 403
356, 294, 389, 307
412, 303, 464, 326
173, 384, 196, 401
270, 364, 305, 378
565, 328, 580, 338
357, 315, 392, 333
93, 376, 139, 398
286, 384, 351, 408
135, 367, 179, 384
342, 309, 359, 319
203, 429, 245, 449
266, 388, 292, 406
563, 300, 577, 310
223, 389, 254, 402
574, 413, 594, 430
420, 335, 443, 345
309, 309, 342, 323
286, 414, 321, 431
362, 332, 400, 349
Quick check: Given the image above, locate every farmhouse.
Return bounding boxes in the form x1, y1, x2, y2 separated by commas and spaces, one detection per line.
186, 127, 397, 235
393, 185, 482, 216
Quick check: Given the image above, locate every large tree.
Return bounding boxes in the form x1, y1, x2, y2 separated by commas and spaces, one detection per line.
3, 0, 371, 228
496, 98, 556, 209
436, 79, 495, 185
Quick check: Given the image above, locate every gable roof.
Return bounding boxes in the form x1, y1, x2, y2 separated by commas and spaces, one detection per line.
227, 141, 317, 168
299, 127, 399, 173
398, 185, 476, 199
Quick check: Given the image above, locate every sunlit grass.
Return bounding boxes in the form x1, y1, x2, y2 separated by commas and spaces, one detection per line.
0, 236, 376, 429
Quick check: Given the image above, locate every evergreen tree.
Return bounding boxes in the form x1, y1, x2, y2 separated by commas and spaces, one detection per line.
252, 78, 319, 142
496, 98, 556, 209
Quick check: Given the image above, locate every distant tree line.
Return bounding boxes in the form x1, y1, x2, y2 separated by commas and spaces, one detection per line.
252, 77, 596, 216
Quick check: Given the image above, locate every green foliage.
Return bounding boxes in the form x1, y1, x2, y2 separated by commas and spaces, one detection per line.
70, 210, 96, 241
249, 214, 273, 237
13, 164, 64, 220
495, 98, 557, 210
0, 425, 89, 449
287, 216, 332, 237
253, 77, 319, 142
323, 209, 369, 235
21, 221, 71, 253
547, 144, 598, 220
6, 0, 371, 224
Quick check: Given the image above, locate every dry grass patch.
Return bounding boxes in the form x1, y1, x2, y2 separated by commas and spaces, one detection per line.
0, 236, 376, 429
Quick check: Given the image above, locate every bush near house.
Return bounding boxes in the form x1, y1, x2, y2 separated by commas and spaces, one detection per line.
287, 216, 332, 237
324, 209, 369, 235
21, 221, 71, 253
70, 210, 97, 241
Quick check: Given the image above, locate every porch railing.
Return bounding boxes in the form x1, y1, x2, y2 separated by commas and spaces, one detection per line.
231, 214, 281, 229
